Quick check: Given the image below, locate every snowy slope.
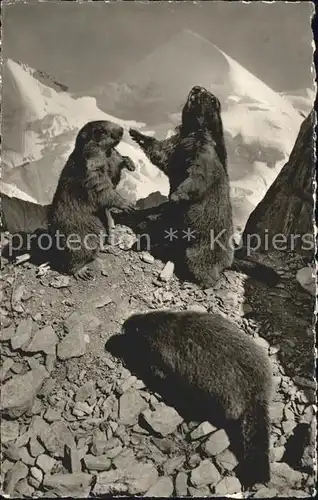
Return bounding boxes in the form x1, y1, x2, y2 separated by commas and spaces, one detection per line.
280, 88, 315, 117
113, 30, 305, 227
112, 30, 302, 120
1, 39, 305, 233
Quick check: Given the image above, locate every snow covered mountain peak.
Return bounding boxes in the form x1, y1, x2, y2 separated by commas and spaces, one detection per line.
1, 48, 309, 233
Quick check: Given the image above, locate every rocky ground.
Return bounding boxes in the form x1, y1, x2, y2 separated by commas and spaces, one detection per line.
0, 225, 316, 498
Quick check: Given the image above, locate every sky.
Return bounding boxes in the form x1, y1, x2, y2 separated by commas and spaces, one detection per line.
2, 0, 315, 95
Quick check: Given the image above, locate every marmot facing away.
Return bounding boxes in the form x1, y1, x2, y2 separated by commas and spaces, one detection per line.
130, 87, 280, 287
48, 120, 135, 278
119, 310, 273, 488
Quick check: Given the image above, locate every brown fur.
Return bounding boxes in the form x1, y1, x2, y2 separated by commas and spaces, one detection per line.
130, 87, 233, 287
130, 86, 280, 287
117, 310, 273, 488
48, 120, 135, 276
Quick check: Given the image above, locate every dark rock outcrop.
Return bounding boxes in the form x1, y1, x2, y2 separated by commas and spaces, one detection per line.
241, 110, 316, 256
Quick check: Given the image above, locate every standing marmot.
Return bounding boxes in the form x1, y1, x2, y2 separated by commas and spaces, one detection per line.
48, 120, 135, 278
129, 86, 279, 287
130, 87, 233, 286
115, 310, 273, 488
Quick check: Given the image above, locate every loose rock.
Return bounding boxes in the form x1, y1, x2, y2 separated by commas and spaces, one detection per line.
163, 455, 185, 475
151, 436, 177, 455
117, 375, 137, 395
1, 419, 20, 444
201, 429, 230, 456
270, 445, 285, 462
93, 461, 158, 495
4, 460, 28, 495
65, 444, 82, 473
215, 448, 238, 472
44, 354, 56, 373
190, 421, 217, 441
29, 436, 45, 458
43, 472, 93, 498
91, 428, 107, 456
10, 318, 33, 351
270, 401, 285, 424
0, 357, 14, 381
38, 378, 55, 397
14, 478, 35, 497
19, 446, 35, 466
64, 311, 101, 334
296, 267, 316, 296
141, 252, 155, 264
214, 476, 242, 495
188, 485, 211, 496
57, 326, 88, 360
24, 325, 58, 355
84, 454, 112, 471
175, 471, 188, 496
187, 304, 208, 313
145, 476, 174, 497
75, 380, 97, 403
141, 404, 183, 436
118, 389, 148, 425
190, 459, 221, 487
44, 408, 62, 423
30, 466, 44, 484
0, 366, 48, 417
28, 476, 41, 490
159, 261, 175, 282
3, 443, 20, 462
36, 454, 56, 474
0, 324, 16, 342
113, 448, 135, 470
293, 376, 316, 390
271, 462, 303, 488
73, 401, 93, 417
38, 421, 75, 458
94, 295, 113, 309
50, 275, 70, 288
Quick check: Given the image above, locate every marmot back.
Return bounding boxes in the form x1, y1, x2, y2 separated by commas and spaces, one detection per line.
120, 310, 273, 488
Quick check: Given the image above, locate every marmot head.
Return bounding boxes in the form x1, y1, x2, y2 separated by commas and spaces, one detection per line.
181, 86, 222, 133
181, 87, 227, 167
122, 310, 178, 337
121, 312, 146, 336
75, 120, 124, 155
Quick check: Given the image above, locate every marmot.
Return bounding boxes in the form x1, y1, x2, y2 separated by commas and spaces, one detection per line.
130, 86, 280, 287
115, 310, 273, 488
48, 120, 135, 278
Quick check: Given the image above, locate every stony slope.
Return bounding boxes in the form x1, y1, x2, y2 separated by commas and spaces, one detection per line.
0, 230, 316, 498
